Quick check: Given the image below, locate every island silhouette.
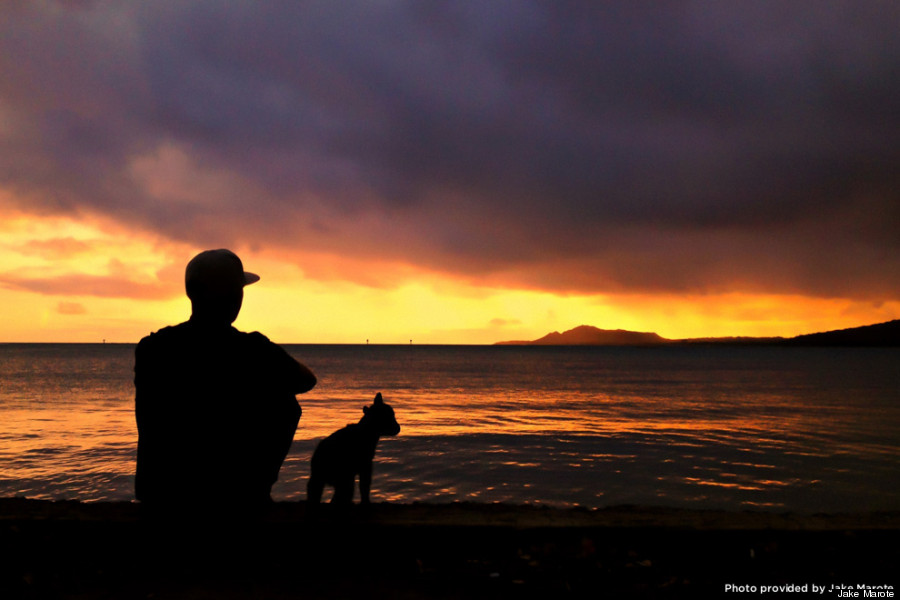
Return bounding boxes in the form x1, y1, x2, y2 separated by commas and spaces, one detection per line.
495, 320, 900, 347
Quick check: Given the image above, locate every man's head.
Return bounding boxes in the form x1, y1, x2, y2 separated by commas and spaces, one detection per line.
185, 249, 259, 324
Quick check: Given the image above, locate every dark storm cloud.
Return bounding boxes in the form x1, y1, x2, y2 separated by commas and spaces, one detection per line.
1, 1, 898, 298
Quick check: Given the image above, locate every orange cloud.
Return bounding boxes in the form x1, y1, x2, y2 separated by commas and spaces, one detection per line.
0, 273, 179, 300
0, 192, 898, 344
56, 301, 87, 315
490, 318, 522, 327
16, 237, 93, 259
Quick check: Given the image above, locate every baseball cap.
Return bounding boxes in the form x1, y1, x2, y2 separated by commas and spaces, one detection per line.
184, 249, 259, 296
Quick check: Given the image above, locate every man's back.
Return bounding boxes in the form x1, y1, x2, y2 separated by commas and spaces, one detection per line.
135, 319, 311, 506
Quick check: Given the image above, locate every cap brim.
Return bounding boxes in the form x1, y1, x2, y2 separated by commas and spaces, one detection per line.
243, 272, 260, 286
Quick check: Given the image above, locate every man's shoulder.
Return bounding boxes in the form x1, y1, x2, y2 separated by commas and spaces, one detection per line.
242, 330, 273, 345
136, 322, 195, 355
139, 322, 191, 343
137, 323, 288, 362
235, 330, 289, 356
234, 331, 303, 372
139, 324, 272, 344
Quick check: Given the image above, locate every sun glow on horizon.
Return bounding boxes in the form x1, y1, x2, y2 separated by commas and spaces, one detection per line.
1, 210, 898, 344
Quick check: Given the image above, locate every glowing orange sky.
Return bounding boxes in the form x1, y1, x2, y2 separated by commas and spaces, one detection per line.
1, 209, 896, 344
2, 3, 898, 343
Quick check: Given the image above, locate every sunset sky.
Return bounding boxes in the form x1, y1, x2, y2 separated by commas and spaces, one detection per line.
1, 2, 898, 344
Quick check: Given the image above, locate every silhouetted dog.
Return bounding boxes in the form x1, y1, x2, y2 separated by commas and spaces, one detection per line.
307, 393, 400, 505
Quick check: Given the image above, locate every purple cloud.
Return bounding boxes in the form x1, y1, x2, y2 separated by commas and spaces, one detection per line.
1, 1, 898, 298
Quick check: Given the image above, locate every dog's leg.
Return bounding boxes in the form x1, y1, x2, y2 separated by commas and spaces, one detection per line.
331, 477, 354, 505
359, 463, 372, 504
307, 475, 325, 504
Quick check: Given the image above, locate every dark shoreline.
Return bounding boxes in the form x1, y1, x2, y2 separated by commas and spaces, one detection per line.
2, 499, 897, 599
3, 497, 900, 529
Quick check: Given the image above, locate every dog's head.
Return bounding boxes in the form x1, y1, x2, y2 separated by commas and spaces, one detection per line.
361, 392, 401, 437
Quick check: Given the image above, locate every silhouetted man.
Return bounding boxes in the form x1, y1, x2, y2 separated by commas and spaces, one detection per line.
134, 249, 316, 510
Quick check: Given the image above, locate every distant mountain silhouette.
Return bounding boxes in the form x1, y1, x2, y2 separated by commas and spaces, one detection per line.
781, 319, 900, 347
495, 320, 900, 347
495, 325, 667, 346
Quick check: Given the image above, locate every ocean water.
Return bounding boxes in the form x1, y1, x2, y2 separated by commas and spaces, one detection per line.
0, 343, 898, 513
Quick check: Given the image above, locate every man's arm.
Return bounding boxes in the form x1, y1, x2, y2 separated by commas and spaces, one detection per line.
249, 331, 317, 394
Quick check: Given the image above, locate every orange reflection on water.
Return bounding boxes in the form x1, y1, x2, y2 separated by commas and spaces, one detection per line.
682, 477, 767, 492
0, 406, 135, 497
301, 387, 832, 444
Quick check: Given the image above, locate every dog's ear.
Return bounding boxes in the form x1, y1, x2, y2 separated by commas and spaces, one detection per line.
374, 392, 384, 405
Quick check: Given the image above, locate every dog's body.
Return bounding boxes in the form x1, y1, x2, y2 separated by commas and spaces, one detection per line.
307, 393, 400, 505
